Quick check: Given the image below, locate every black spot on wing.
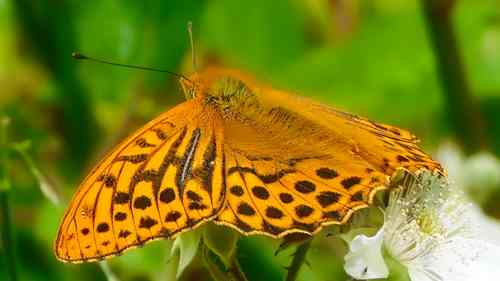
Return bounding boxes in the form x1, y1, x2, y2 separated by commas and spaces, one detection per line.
139, 217, 158, 229
98, 174, 117, 188
279, 193, 294, 204
230, 185, 244, 196
116, 154, 149, 164
237, 203, 256, 216
186, 190, 202, 202
159, 188, 176, 204
96, 223, 110, 233
114, 192, 130, 204
316, 191, 340, 208
397, 155, 410, 163
341, 177, 362, 189
315, 168, 339, 179
188, 202, 208, 210
265, 207, 284, 219
323, 210, 341, 220
114, 212, 127, 221
165, 211, 182, 222
153, 128, 167, 140
351, 191, 364, 202
134, 196, 152, 210
295, 205, 314, 218
118, 230, 131, 238
81, 228, 90, 235
252, 186, 269, 199
294, 181, 316, 194
135, 138, 155, 148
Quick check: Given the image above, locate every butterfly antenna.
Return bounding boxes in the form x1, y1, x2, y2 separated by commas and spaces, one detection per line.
71, 52, 192, 82
187, 21, 197, 72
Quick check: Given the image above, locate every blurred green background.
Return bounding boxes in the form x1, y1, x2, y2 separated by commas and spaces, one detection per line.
1, 0, 500, 280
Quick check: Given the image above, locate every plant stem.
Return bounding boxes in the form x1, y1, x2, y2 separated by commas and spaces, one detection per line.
0, 192, 17, 281
227, 256, 249, 281
6, 122, 119, 281
421, 0, 488, 153
285, 240, 312, 281
201, 245, 230, 281
99, 261, 121, 281
13, 143, 62, 206
201, 243, 248, 281
0, 117, 17, 281
0, 117, 10, 192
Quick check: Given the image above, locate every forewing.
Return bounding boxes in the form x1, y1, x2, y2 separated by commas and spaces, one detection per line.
55, 100, 226, 262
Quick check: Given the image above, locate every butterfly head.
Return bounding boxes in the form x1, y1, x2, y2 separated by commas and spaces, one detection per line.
179, 76, 200, 99
181, 69, 257, 112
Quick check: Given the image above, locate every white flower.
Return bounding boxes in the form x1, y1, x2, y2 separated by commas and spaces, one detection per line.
344, 228, 388, 279
344, 171, 500, 281
436, 143, 500, 204
436, 143, 500, 245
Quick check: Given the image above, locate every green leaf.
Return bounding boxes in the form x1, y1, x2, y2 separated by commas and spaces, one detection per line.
170, 229, 202, 279
202, 223, 239, 267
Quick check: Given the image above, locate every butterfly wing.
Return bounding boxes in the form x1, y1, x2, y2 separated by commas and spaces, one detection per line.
200, 67, 442, 176
214, 107, 389, 237
207, 69, 442, 237
257, 86, 443, 176
55, 99, 226, 262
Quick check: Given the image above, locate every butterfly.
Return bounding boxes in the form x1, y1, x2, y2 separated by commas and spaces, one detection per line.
55, 67, 443, 262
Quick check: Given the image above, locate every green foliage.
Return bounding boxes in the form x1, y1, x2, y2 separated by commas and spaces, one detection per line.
202, 223, 239, 268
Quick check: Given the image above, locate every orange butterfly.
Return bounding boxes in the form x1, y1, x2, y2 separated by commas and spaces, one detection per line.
55, 67, 443, 263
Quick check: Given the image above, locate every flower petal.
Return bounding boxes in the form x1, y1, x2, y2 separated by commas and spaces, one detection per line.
344, 228, 389, 280
469, 205, 500, 246
407, 237, 500, 281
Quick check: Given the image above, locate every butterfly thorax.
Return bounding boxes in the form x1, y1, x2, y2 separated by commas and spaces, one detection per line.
206, 77, 261, 114
182, 74, 262, 119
